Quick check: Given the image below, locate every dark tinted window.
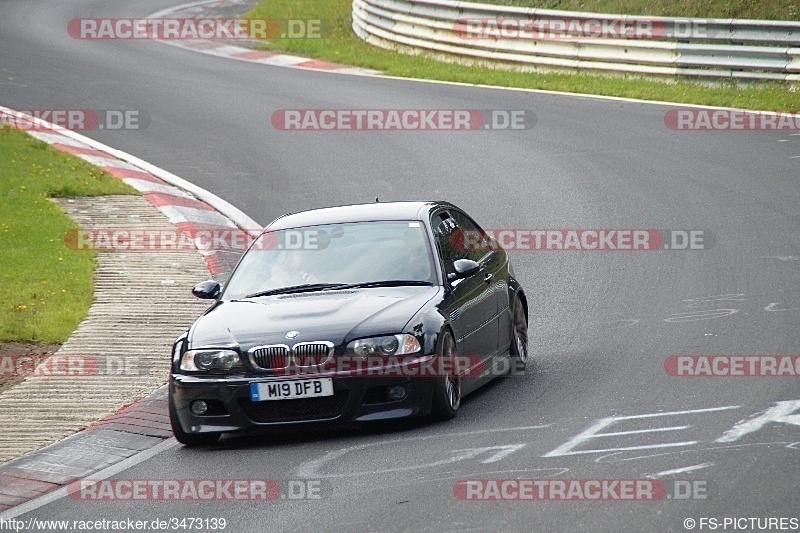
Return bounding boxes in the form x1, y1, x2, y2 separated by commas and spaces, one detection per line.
432, 210, 490, 274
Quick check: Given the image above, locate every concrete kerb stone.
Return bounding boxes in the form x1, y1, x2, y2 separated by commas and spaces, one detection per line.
0, 107, 259, 512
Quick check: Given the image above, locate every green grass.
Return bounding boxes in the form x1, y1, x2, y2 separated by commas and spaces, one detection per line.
247, 0, 799, 111
476, 0, 799, 20
0, 128, 136, 343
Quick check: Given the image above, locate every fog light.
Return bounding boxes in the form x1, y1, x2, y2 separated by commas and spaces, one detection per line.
191, 400, 208, 415
387, 386, 407, 401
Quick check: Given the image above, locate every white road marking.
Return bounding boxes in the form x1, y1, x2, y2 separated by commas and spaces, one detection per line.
147, 0, 219, 19
0, 105, 261, 232
543, 406, 739, 457
765, 302, 800, 312
664, 309, 738, 322
598, 426, 690, 438
296, 425, 548, 478
682, 294, 746, 306
717, 400, 800, 443
373, 467, 571, 492
594, 441, 798, 463
586, 319, 641, 330
648, 462, 714, 478
450, 444, 527, 464
298, 444, 529, 478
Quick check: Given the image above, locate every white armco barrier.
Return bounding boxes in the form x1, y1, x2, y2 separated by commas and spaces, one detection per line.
352, 0, 800, 81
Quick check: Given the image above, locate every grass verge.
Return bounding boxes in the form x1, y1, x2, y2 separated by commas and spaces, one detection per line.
0, 128, 136, 343
247, 0, 798, 111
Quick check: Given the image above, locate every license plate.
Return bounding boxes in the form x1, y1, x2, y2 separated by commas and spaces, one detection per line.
250, 378, 334, 401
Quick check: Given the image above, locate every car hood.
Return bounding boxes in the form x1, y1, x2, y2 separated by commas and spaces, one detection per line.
188, 286, 441, 350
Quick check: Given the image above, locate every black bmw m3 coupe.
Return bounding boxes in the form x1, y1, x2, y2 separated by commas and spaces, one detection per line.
169, 201, 529, 444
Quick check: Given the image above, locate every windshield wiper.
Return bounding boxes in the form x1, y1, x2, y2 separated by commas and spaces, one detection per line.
240, 283, 349, 299
333, 280, 434, 289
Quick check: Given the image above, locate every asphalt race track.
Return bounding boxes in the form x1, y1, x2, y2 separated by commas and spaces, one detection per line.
1, 0, 798, 531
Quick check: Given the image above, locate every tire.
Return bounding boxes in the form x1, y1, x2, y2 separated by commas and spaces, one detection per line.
431, 330, 461, 420
510, 295, 529, 372
169, 396, 221, 446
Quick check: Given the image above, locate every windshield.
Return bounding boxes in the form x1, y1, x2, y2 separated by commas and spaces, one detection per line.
222, 221, 436, 299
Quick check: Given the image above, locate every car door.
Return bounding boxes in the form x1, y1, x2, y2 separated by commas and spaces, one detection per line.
450, 210, 513, 358
431, 210, 499, 383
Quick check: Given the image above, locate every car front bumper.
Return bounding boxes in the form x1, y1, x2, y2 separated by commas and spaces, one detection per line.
170, 357, 443, 435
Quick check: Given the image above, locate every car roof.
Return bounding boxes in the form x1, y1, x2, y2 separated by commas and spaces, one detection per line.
265, 201, 457, 231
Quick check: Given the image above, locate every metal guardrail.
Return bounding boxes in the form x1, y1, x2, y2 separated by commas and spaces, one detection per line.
352, 0, 800, 81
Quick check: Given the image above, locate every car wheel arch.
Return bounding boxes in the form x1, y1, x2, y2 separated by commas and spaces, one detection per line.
515, 290, 529, 321
436, 324, 457, 355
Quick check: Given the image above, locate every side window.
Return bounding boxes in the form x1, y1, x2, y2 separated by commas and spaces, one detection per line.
450, 211, 492, 262
433, 212, 459, 275
432, 210, 490, 275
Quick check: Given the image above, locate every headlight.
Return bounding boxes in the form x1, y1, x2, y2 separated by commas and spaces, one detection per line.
345, 334, 421, 357
180, 349, 242, 372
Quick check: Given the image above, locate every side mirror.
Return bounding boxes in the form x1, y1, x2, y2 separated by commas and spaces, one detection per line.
192, 280, 221, 299
448, 259, 481, 281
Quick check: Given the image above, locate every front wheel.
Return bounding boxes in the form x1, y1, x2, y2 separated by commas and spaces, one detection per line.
431, 331, 461, 420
